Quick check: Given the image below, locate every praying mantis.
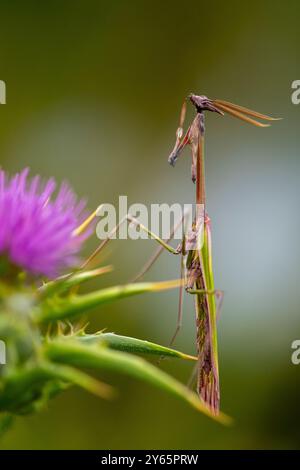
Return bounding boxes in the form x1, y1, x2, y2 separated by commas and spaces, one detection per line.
164, 94, 280, 413
84, 94, 279, 416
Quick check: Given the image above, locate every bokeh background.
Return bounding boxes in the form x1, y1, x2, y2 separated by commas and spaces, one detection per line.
1, 0, 300, 450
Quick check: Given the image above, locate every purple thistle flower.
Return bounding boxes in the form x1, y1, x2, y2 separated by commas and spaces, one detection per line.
0, 168, 90, 278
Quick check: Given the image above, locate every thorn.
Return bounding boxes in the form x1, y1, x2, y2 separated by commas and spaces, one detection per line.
73, 204, 103, 237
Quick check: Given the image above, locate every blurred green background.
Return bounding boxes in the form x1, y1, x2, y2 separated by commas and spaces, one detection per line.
1, 0, 300, 450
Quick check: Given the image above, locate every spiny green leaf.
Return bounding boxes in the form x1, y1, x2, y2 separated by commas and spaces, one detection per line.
36, 279, 182, 323
74, 332, 197, 361
39, 362, 115, 400
39, 266, 113, 297
0, 361, 114, 414
0, 365, 54, 412
44, 339, 231, 424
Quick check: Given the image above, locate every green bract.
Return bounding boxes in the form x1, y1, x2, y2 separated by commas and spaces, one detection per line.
0, 271, 230, 434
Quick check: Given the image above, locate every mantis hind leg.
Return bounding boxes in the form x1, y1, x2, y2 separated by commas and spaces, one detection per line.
81, 213, 181, 271
129, 211, 192, 349
81, 209, 192, 353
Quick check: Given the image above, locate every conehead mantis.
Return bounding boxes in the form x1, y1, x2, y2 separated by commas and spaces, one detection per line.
79, 94, 279, 416
165, 94, 280, 414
